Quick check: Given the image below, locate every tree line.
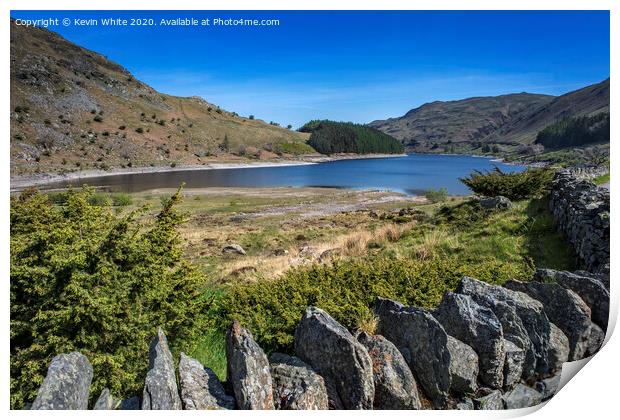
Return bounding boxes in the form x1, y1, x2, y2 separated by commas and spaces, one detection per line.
300, 120, 405, 155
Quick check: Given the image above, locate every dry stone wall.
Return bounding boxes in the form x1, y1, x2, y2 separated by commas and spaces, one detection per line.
31, 269, 608, 411
549, 170, 610, 275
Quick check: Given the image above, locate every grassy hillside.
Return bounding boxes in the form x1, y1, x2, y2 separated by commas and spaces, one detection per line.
300, 120, 404, 155
10, 22, 312, 177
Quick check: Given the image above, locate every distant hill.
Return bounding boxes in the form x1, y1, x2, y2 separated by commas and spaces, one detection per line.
369, 79, 610, 155
299, 120, 404, 155
10, 21, 312, 177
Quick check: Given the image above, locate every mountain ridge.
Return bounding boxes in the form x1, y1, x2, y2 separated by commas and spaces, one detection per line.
369, 79, 610, 155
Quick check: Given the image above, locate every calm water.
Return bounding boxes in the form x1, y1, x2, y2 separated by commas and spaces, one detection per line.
42, 154, 525, 195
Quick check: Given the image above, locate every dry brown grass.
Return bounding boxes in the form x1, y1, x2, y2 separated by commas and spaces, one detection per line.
355, 311, 379, 335
413, 227, 460, 260
374, 223, 408, 243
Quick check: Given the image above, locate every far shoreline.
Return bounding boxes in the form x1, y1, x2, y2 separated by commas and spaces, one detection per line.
10, 153, 407, 191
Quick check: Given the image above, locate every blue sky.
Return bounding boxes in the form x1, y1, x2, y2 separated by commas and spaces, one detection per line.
11, 10, 610, 128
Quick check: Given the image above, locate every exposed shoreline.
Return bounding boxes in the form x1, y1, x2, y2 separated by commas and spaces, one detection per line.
10, 153, 407, 191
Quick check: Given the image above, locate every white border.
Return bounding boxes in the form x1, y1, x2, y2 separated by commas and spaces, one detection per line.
2, 1, 617, 419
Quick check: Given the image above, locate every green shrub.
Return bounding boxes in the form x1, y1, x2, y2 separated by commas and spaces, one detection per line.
93, 115, 103, 123
87, 192, 111, 206
425, 187, 449, 203
45, 191, 69, 205
111, 193, 132, 207
135, 127, 144, 134
10, 187, 208, 408
215, 257, 530, 354
460, 167, 555, 200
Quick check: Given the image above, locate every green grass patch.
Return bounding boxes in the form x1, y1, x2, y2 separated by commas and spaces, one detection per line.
272, 141, 316, 155
593, 173, 610, 185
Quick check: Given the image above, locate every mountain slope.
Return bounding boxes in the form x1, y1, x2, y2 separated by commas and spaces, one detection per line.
369, 79, 610, 154
369, 93, 554, 151
490, 79, 610, 144
10, 22, 311, 177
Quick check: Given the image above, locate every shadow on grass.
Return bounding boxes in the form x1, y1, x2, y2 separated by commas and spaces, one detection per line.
523, 197, 578, 271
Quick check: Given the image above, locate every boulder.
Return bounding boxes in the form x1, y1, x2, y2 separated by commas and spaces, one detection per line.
505, 280, 592, 361
31, 352, 93, 410
502, 384, 542, 409
456, 398, 474, 410
269, 353, 329, 410
179, 353, 235, 409
294, 307, 374, 409
434, 292, 505, 388
223, 244, 246, 255
93, 388, 116, 410
357, 331, 421, 409
479, 196, 512, 210
534, 269, 609, 330
586, 322, 605, 356
446, 335, 478, 395
119, 396, 141, 410
548, 323, 570, 372
374, 297, 451, 407
503, 339, 525, 389
226, 320, 274, 409
473, 389, 503, 410
142, 328, 182, 410
456, 276, 551, 377
535, 374, 561, 400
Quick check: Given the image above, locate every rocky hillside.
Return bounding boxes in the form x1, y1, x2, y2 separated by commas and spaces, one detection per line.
10, 22, 311, 177
369, 79, 610, 155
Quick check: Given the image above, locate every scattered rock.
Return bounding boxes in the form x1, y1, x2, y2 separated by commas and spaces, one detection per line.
473, 389, 503, 410
501, 384, 542, 409
142, 328, 182, 410
547, 323, 570, 372
294, 307, 374, 409
434, 292, 505, 388
119, 396, 141, 410
446, 335, 479, 395
269, 353, 329, 410
503, 339, 525, 389
505, 280, 592, 361
222, 244, 246, 255
179, 353, 235, 410
31, 352, 93, 410
479, 196, 512, 210
535, 269, 609, 331
319, 248, 339, 262
226, 320, 274, 409
456, 276, 551, 377
374, 297, 451, 407
298, 245, 319, 259
357, 331, 421, 409
94, 388, 116, 410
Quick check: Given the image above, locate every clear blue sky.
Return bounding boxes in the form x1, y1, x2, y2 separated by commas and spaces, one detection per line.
11, 10, 610, 128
